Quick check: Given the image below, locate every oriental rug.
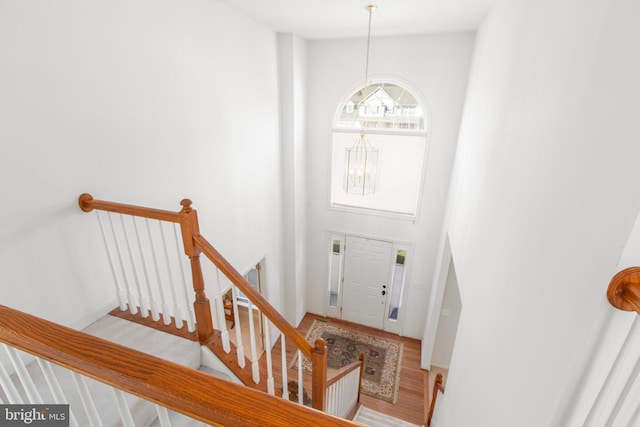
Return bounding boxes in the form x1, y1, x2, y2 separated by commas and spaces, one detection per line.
291, 319, 403, 404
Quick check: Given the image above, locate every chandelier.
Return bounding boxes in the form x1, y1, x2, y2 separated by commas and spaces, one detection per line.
344, 5, 379, 195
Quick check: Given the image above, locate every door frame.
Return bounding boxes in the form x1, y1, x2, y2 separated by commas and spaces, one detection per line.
240, 257, 267, 352
324, 230, 414, 335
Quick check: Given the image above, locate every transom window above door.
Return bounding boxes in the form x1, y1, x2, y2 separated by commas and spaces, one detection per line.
330, 79, 429, 218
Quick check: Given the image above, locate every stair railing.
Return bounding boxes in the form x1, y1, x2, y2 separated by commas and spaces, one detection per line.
427, 372, 445, 426
78, 194, 332, 411
325, 353, 364, 419
0, 305, 359, 427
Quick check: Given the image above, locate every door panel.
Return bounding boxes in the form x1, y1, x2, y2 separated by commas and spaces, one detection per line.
342, 236, 392, 329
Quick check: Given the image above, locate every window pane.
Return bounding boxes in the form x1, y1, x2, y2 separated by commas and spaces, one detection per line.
336, 82, 425, 132
329, 239, 342, 308
331, 132, 425, 216
387, 250, 407, 321
332, 239, 341, 254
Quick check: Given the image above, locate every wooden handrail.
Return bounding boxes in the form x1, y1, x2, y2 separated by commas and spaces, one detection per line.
79, 193, 181, 223
193, 234, 314, 357
0, 305, 359, 427
607, 267, 640, 315
427, 373, 444, 426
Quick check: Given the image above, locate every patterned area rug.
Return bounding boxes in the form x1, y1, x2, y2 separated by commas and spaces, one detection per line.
293, 319, 403, 403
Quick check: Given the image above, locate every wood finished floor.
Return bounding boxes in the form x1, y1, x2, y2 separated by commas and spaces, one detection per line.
261, 313, 427, 426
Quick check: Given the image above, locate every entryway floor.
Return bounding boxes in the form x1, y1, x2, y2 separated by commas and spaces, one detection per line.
267, 313, 427, 426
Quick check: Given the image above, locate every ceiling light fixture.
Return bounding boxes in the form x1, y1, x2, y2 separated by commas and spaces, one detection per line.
344, 4, 379, 195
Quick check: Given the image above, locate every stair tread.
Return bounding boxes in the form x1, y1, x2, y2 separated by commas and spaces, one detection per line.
83, 314, 201, 369
354, 406, 422, 427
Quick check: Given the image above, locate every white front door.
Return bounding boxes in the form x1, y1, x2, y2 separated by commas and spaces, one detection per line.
341, 236, 393, 329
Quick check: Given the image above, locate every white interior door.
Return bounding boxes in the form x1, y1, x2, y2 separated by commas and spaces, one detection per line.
341, 236, 393, 329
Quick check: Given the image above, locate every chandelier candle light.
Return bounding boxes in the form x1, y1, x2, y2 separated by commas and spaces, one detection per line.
344, 4, 379, 195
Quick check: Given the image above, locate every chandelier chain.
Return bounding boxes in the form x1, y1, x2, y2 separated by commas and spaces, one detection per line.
360, 6, 375, 133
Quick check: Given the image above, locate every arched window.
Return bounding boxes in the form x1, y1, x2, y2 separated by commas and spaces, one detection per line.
330, 79, 429, 217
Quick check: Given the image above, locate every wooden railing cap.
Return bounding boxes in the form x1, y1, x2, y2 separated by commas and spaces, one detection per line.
607, 266, 640, 314
314, 337, 327, 353
180, 199, 193, 212
78, 193, 94, 212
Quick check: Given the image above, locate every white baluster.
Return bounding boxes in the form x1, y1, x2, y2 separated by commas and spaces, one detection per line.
133, 216, 156, 319
337, 381, 342, 416
297, 350, 304, 405
120, 214, 144, 315
263, 317, 275, 395
96, 211, 126, 311
148, 220, 169, 324
232, 286, 245, 368
173, 223, 195, 332
4, 345, 43, 403
330, 384, 336, 415
71, 372, 103, 427
36, 360, 79, 427
214, 270, 230, 353
629, 401, 640, 427
108, 212, 137, 315
0, 355, 23, 403
604, 351, 640, 426
247, 299, 260, 384
585, 317, 640, 426
339, 382, 343, 416
344, 379, 348, 416
160, 221, 183, 328
154, 405, 171, 427
281, 335, 289, 401
113, 389, 135, 427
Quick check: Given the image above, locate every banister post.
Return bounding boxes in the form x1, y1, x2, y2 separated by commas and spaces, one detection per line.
357, 352, 365, 403
178, 199, 214, 344
311, 337, 328, 412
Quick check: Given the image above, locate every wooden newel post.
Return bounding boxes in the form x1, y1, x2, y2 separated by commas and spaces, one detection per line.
311, 337, 328, 412
178, 199, 214, 344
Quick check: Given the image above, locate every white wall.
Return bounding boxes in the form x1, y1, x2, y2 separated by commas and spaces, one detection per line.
438, 0, 640, 425
305, 33, 475, 339
0, 0, 285, 329
431, 260, 461, 369
278, 33, 308, 326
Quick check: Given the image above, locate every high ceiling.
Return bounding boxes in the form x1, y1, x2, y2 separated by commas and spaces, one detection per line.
218, 0, 498, 40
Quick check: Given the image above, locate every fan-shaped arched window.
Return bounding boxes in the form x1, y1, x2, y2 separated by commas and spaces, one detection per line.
330, 79, 429, 217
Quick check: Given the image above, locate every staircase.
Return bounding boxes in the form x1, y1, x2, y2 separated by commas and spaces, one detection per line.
0, 314, 230, 426
353, 406, 423, 427
0, 194, 366, 426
